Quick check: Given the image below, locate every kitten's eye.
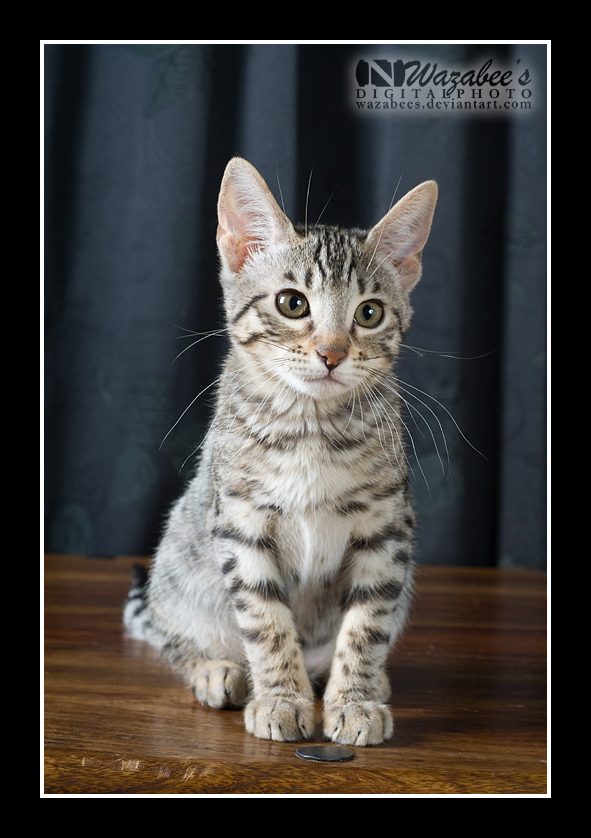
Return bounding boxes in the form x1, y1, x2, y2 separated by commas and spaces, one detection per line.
354, 300, 383, 328
276, 290, 310, 319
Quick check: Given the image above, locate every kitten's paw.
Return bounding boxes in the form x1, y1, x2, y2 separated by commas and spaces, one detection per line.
192, 660, 247, 709
244, 697, 315, 742
324, 701, 394, 746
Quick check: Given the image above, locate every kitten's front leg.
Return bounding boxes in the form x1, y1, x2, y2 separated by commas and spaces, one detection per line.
220, 541, 315, 743
323, 545, 413, 747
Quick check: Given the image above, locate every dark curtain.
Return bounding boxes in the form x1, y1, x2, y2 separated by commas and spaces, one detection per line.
44, 43, 547, 569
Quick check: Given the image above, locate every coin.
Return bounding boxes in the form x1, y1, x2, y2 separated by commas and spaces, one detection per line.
295, 746, 355, 763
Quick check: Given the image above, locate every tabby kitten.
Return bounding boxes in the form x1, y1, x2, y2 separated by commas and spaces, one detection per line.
124, 157, 437, 746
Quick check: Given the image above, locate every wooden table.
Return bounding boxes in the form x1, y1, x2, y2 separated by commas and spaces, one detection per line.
43, 554, 548, 796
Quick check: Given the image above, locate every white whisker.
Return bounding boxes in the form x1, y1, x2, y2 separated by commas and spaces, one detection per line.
361, 383, 405, 476
366, 170, 404, 273
304, 165, 313, 239
365, 378, 430, 493
239, 371, 290, 447
400, 343, 497, 361
261, 378, 293, 440
368, 382, 423, 488
342, 389, 358, 435
160, 376, 222, 451
275, 163, 286, 215
367, 248, 400, 283
315, 182, 339, 226
377, 375, 448, 476
174, 367, 250, 472
218, 361, 292, 455
171, 328, 228, 364
395, 377, 488, 462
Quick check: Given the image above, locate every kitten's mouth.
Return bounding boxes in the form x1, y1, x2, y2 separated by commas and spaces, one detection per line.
295, 371, 347, 398
317, 370, 342, 383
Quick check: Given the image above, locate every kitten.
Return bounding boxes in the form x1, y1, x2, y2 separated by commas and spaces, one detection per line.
124, 157, 437, 746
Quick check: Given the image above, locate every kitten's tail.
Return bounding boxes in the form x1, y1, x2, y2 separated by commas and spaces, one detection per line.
123, 563, 156, 642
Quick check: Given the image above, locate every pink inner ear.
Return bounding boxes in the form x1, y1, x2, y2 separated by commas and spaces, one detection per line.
217, 228, 260, 274
367, 181, 438, 290
217, 202, 257, 273
216, 158, 295, 273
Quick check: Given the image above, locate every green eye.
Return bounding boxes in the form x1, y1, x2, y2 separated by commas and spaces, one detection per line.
276, 289, 310, 319
354, 300, 383, 328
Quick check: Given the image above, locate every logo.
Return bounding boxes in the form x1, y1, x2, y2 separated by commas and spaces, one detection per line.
352, 56, 534, 114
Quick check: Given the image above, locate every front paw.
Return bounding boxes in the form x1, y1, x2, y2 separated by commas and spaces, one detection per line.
192, 659, 247, 709
244, 697, 315, 742
324, 701, 394, 746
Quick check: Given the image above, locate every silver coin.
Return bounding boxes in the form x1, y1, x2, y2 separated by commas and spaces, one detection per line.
295, 746, 355, 763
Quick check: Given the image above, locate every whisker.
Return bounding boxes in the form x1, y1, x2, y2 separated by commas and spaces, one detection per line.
160, 375, 223, 451
361, 383, 405, 476
175, 366, 250, 471
366, 170, 404, 273
304, 164, 314, 239
246, 373, 288, 436
179, 362, 279, 472
174, 325, 228, 338
366, 380, 430, 493
171, 328, 228, 364
367, 383, 424, 488
342, 389, 358, 435
261, 378, 293, 440
357, 392, 370, 445
376, 374, 448, 476
367, 248, 400, 283
400, 343, 498, 361
208, 368, 261, 461
256, 337, 296, 355
276, 162, 286, 215
395, 376, 488, 461
218, 361, 292, 452
388, 170, 404, 210
234, 364, 295, 452
315, 182, 339, 226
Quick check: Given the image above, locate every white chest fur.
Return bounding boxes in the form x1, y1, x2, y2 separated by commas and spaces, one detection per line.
280, 505, 351, 585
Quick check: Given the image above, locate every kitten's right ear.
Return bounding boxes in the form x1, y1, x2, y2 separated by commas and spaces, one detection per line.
217, 157, 293, 274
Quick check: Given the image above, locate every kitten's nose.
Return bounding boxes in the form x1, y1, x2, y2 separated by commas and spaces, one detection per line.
317, 347, 347, 370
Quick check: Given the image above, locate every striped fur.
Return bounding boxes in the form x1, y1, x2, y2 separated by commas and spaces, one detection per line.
124, 158, 437, 746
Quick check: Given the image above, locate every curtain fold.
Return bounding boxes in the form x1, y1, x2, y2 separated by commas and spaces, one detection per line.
44, 43, 547, 568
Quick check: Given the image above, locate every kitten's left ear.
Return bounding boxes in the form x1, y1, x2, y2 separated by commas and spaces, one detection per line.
217, 157, 293, 274
366, 180, 438, 292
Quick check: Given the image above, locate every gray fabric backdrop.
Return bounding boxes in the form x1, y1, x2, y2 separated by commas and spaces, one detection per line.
44, 43, 547, 568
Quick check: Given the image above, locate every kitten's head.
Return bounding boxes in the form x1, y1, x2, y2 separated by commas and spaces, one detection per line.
216, 157, 437, 402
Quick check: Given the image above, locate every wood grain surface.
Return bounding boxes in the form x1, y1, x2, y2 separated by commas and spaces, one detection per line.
43, 554, 548, 796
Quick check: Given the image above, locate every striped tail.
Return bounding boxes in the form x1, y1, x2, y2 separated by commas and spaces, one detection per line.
123, 563, 154, 641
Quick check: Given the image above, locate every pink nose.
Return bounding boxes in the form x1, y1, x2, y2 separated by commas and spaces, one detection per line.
317, 347, 347, 370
